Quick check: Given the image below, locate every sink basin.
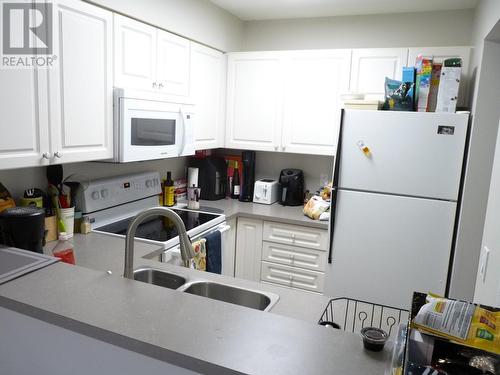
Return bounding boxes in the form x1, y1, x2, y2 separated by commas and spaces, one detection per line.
178, 281, 279, 311
133, 268, 186, 290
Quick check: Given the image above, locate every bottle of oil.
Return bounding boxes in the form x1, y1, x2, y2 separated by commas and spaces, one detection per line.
163, 172, 175, 207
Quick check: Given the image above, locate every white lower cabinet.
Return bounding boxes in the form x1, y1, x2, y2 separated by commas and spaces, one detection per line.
262, 241, 326, 272
235, 218, 263, 282
261, 261, 325, 294
222, 217, 237, 277
232, 217, 328, 293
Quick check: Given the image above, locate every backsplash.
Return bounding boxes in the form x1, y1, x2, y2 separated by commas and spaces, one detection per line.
0, 151, 333, 200
0, 158, 188, 200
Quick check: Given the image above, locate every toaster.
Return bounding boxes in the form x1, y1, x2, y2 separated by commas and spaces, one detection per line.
253, 179, 279, 205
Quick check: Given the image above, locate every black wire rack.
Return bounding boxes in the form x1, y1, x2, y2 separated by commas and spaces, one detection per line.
318, 297, 409, 338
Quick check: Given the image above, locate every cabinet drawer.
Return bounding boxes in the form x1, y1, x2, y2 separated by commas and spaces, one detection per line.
260, 261, 324, 293
263, 221, 328, 251
262, 241, 326, 272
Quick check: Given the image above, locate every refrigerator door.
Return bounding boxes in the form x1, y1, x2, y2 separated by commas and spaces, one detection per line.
325, 190, 456, 309
339, 110, 469, 200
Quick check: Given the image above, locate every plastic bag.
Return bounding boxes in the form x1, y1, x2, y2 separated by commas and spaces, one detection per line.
383, 77, 414, 111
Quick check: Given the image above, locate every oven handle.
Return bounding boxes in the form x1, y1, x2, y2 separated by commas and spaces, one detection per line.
164, 223, 230, 257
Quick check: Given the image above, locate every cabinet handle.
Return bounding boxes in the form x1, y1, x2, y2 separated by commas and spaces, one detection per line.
290, 254, 295, 261
274, 146, 278, 151
158, 83, 164, 89
42, 152, 50, 160
54, 151, 62, 158
282, 146, 286, 151
152, 82, 157, 88
289, 275, 294, 282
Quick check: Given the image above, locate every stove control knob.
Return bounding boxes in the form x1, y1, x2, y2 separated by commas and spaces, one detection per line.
91, 191, 100, 200
101, 189, 109, 199
145, 179, 152, 188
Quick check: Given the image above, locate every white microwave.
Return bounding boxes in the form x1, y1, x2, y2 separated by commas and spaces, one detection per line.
110, 88, 195, 163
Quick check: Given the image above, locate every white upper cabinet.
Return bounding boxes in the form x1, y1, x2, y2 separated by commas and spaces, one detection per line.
407, 46, 471, 107
350, 48, 408, 100
156, 30, 190, 96
226, 52, 284, 151
48, 0, 113, 164
282, 50, 351, 155
114, 15, 190, 96
0, 68, 50, 169
190, 42, 226, 150
114, 15, 157, 91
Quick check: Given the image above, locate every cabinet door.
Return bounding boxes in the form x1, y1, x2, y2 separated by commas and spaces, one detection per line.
263, 221, 329, 251
0, 68, 50, 169
226, 52, 283, 151
235, 218, 263, 281
222, 217, 236, 277
114, 14, 156, 91
261, 261, 325, 293
190, 42, 226, 149
350, 48, 408, 100
408, 46, 471, 108
156, 30, 190, 96
48, 0, 113, 163
282, 50, 351, 155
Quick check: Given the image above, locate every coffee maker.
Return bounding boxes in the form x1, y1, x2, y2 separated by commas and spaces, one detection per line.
0, 207, 46, 253
239, 151, 256, 202
278, 169, 305, 206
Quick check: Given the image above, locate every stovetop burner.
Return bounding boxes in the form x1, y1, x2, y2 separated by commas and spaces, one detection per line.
95, 209, 220, 242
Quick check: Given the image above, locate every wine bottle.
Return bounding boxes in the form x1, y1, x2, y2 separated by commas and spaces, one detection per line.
231, 163, 240, 199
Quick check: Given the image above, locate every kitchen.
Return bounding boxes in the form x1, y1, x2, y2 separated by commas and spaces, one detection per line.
0, 0, 499, 374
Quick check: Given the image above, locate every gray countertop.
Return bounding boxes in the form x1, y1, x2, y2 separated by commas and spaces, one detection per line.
194, 199, 329, 230
0, 209, 389, 374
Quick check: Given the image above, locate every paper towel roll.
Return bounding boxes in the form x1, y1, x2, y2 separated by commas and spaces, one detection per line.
188, 167, 199, 188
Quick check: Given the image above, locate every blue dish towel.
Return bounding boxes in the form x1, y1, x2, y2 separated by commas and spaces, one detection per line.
205, 230, 222, 274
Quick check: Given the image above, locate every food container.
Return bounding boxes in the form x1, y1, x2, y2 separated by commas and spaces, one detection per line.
360, 327, 389, 352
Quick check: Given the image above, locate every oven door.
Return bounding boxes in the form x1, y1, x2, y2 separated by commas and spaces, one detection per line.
119, 98, 184, 162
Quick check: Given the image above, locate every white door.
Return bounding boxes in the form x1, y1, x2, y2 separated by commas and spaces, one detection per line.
339, 110, 469, 200
114, 14, 157, 91
350, 48, 408, 100
190, 42, 226, 150
48, 0, 113, 164
282, 50, 351, 155
235, 218, 263, 281
0, 68, 50, 169
408, 46, 471, 108
326, 190, 456, 309
156, 30, 190, 96
226, 52, 284, 151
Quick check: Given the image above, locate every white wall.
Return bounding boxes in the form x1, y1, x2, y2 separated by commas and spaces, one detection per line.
449, 0, 500, 301
86, 0, 243, 51
0, 158, 188, 200
241, 9, 474, 51
474, 118, 500, 306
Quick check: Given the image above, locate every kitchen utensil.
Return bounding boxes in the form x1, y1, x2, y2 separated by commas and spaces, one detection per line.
239, 151, 256, 202
0, 207, 46, 253
253, 179, 279, 205
278, 169, 304, 206
187, 158, 227, 200
48, 184, 66, 233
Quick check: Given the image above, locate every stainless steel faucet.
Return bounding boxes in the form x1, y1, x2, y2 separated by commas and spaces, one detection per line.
123, 207, 194, 279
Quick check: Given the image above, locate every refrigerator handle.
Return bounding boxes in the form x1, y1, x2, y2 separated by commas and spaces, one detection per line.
328, 109, 345, 264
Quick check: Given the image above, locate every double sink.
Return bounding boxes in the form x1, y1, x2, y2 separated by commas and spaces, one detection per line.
133, 267, 279, 312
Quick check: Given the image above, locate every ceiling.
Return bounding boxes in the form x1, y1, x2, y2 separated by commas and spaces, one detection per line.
209, 0, 479, 21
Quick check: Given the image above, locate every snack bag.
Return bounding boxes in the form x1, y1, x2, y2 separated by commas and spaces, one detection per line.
412, 294, 500, 355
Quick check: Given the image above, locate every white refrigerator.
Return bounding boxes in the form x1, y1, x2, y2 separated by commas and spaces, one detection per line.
325, 110, 469, 309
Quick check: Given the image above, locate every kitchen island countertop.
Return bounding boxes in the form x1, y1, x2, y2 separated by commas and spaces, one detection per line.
0, 231, 392, 375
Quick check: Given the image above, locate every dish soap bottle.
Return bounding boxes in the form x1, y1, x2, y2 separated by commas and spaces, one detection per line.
163, 171, 175, 207
52, 232, 76, 265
